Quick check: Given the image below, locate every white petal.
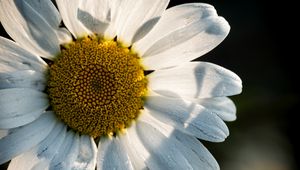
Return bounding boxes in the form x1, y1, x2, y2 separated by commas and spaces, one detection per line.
0, 70, 46, 91
115, 0, 170, 46
145, 94, 229, 142
104, 0, 123, 39
8, 122, 66, 170
173, 130, 220, 170
23, 0, 72, 45
149, 62, 242, 98
104, 0, 118, 40
72, 135, 97, 170
0, 0, 68, 59
97, 137, 134, 170
56, 0, 91, 38
0, 88, 49, 129
196, 97, 237, 121
0, 37, 47, 73
0, 130, 8, 139
133, 3, 230, 69
139, 113, 219, 169
57, 28, 73, 45
49, 131, 80, 170
31, 126, 66, 170
77, 0, 110, 35
0, 112, 57, 165
119, 130, 149, 170
136, 121, 194, 169
62, 133, 80, 169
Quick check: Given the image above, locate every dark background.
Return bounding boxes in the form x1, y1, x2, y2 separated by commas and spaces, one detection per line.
1, 0, 298, 169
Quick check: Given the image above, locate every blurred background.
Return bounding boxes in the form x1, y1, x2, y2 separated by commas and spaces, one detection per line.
1, 0, 298, 169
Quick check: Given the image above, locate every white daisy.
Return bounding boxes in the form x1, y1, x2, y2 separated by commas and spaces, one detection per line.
0, 0, 242, 170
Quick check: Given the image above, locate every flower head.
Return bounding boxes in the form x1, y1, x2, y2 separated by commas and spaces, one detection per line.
0, 0, 242, 169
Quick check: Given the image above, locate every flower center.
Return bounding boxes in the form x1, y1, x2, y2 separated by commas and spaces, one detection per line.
47, 37, 147, 137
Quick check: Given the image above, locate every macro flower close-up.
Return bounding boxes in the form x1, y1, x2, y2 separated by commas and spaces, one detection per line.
0, 0, 242, 169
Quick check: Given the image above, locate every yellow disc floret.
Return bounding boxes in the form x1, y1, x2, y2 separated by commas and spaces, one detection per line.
47, 37, 147, 137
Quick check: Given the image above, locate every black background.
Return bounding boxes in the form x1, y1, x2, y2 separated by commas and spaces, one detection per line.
1, 0, 298, 169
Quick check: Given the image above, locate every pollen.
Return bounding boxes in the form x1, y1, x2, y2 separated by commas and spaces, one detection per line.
47, 37, 148, 138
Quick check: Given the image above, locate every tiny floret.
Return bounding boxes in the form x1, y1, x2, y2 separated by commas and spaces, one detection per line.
48, 37, 148, 137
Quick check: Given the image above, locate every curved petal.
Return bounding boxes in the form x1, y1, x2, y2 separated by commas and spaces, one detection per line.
0, 0, 71, 59
0, 70, 46, 91
49, 131, 80, 170
196, 97, 237, 121
0, 112, 57, 165
77, 0, 110, 36
133, 3, 230, 69
56, 28, 73, 45
135, 121, 195, 169
139, 113, 220, 169
20, 0, 72, 44
145, 94, 229, 142
0, 130, 8, 139
13, 0, 71, 44
104, 0, 123, 39
0, 37, 47, 73
119, 130, 149, 170
8, 122, 66, 170
97, 137, 134, 170
149, 62, 242, 98
56, 0, 91, 38
24, 0, 60, 28
114, 0, 170, 46
0, 88, 49, 129
72, 135, 97, 170
173, 130, 220, 170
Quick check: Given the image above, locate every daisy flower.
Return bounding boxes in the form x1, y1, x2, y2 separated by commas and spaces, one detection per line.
0, 0, 242, 169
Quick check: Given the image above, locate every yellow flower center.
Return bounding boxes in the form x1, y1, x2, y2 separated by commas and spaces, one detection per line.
47, 37, 147, 138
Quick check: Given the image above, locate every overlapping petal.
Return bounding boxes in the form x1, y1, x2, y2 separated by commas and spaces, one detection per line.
134, 3, 230, 69
0, 37, 47, 73
149, 62, 242, 98
72, 135, 97, 170
0, 70, 46, 91
49, 131, 80, 169
0, 88, 49, 129
139, 113, 220, 169
7, 122, 66, 170
196, 97, 237, 121
97, 137, 134, 170
55, 0, 90, 38
145, 94, 229, 142
0, 112, 57, 164
0, 0, 72, 59
77, 0, 110, 35
113, 0, 170, 46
